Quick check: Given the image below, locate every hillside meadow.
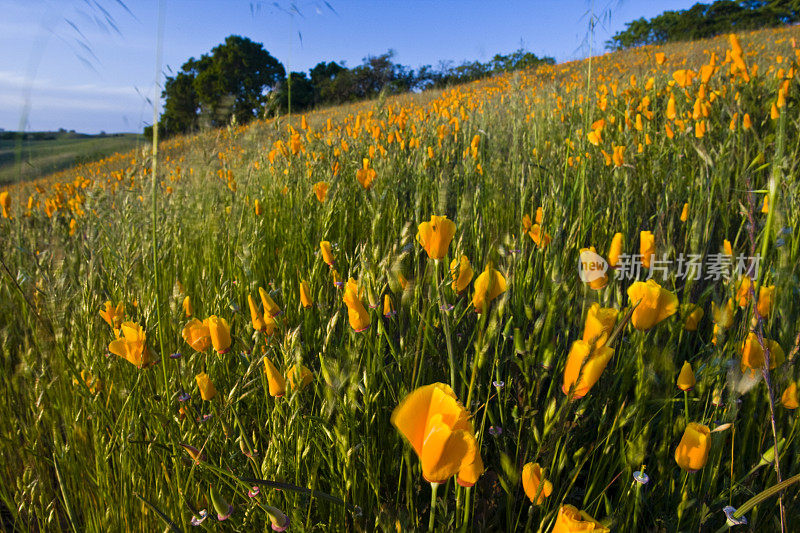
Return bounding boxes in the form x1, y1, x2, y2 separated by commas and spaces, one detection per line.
1, 25, 800, 532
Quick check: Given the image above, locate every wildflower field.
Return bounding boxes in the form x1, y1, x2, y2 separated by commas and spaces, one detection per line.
2, 25, 800, 532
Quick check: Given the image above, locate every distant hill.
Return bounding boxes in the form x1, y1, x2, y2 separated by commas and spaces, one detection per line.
0, 131, 144, 185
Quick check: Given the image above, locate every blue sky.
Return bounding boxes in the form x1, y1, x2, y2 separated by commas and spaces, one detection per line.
0, 0, 697, 133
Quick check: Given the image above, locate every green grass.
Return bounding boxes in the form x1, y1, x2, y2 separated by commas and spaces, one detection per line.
0, 132, 144, 185
0, 25, 799, 532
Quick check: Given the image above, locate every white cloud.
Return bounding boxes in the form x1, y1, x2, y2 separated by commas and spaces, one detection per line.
0, 70, 144, 98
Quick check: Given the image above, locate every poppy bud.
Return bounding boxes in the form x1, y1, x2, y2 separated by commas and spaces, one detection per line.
676, 361, 695, 391
209, 486, 233, 521
300, 280, 313, 308
206, 315, 232, 354
263, 357, 286, 397
265, 505, 290, 531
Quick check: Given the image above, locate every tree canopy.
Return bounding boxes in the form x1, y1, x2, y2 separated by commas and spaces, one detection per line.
607, 0, 800, 50
155, 36, 554, 138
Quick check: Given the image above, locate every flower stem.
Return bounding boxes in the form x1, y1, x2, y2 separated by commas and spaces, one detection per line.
683, 390, 689, 426
433, 260, 457, 389
428, 482, 439, 531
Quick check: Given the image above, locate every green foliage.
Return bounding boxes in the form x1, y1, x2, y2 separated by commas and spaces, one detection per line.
160, 35, 285, 135
608, 0, 800, 50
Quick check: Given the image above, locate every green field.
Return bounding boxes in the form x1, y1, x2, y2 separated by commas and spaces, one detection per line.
1, 26, 800, 532
0, 132, 144, 185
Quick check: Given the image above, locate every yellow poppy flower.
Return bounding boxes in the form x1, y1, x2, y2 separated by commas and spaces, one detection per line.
356, 158, 376, 190
626, 279, 678, 330
343, 278, 371, 332
681, 303, 704, 331
108, 322, 158, 368
562, 340, 614, 399
639, 231, 655, 269
182, 318, 212, 352
757, 285, 775, 318
450, 255, 474, 293
99, 301, 125, 329
552, 505, 609, 533
195, 372, 218, 401
782, 382, 799, 410
674, 423, 710, 472
320, 241, 335, 266
417, 215, 456, 260
521, 463, 552, 504
607, 232, 623, 268
741, 332, 784, 374
383, 294, 396, 318
286, 364, 313, 391
0, 191, 10, 219
263, 357, 286, 397
206, 315, 232, 354
248, 294, 267, 332
735, 276, 752, 307
391, 383, 483, 486
313, 181, 329, 203
258, 287, 282, 317
680, 202, 689, 222
528, 224, 551, 248
472, 264, 507, 313
582, 303, 618, 348
182, 295, 193, 318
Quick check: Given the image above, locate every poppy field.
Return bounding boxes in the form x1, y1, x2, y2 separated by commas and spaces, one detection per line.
2, 26, 800, 532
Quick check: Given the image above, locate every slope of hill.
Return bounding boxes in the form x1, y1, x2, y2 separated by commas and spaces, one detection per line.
1, 24, 799, 532
0, 131, 143, 185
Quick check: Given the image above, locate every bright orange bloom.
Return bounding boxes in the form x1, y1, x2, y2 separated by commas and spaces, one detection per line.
99, 301, 125, 330
259, 287, 282, 317
741, 332, 784, 374
757, 285, 775, 318
582, 303, 618, 348
286, 364, 313, 391
343, 278, 370, 332
626, 279, 678, 330
450, 255, 474, 293
0, 191, 10, 219
417, 215, 456, 260
607, 233, 623, 268
562, 340, 614, 399
313, 181, 329, 203
206, 315, 232, 354
552, 505, 609, 533
674, 423, 710, 472
639, 231, 655, 268
681, 303, 704, 331
263, 357, 286, 397
195, 372, 218, 401
182, 318, 211, 352
300, 280, 313, 308
391, 383, 483, 486
521, 463, 552, 504
356, 158, 376, 190
782, 382, 799, 409
472, 264, 507, 313
108, 322, 158, 368
320, 241, 335, 266
248, 294, 267, 332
